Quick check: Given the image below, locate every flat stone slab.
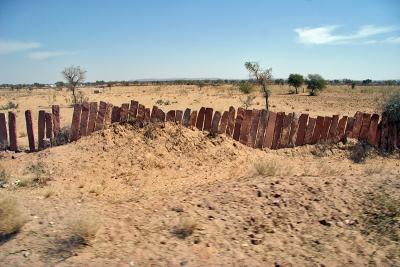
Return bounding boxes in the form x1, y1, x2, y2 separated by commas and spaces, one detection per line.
311, 116, 324, 144
248, 109, 261, 147
95, 101, 107, 131
320, 116, 332, 142
328, 115, 339, 142
52, 105, 60, 137
203, 108, 214, 131
271, 112, 285, 149
79, 102, 90, 136
351, 112, 363, 139
129, 100, 139, 120
279, 112, 293, 148
226, 106, 236, 137
210, 111, 221, 135
8, 112, 17, 152
166, 110, 176, 122
189, 110, 197, 127
288, 113, 299, 147
263, 111, 277, 149
345, 117, 355, 139
87, 102, 98, 134
25, 110, 35, 152
120, 103, 130, 122
255, 109, 268, 148
295, 113, 308, 146
137, 104, 145, 121
367, 114, 380, 146
0, 113, 8, 150
304, 117, 316, 145
38, 110, 46, 149
45, 112, 53, 142
359, 113, 371, 141
337, 116, 348, 142
233, 107, 245, 141
104, 103, 113, 126
239, 109, 253, 145
70, 105, 82, 141
182, 108, 191, 126
175, 110, 183, 124
111, 106, 121, 123
196, 107, 206, 130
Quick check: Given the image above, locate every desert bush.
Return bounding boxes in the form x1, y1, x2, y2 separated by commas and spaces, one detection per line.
171, 219, 196, 239
0, 194, 27, 238
23, 162, 50, 186
237, 81, 255, 94
0, 168, 8, 186
382, 92, 400, 126
54, 126, 70, 146
254, 160, 278, 176
0, 101, 18, 110
240, 95, 256, 109
287, 74, 304, 94
306, 74, 326, 96
67, 213, 100, 245
349, 142, 370, 163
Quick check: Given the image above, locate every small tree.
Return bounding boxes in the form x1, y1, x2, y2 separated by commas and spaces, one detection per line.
62, 66, 86, 105
306, 74, 326, 96
55, 81, 64, 89
244, 62, 272, 110
287, 74, 304, 94
238, 81, 255, 94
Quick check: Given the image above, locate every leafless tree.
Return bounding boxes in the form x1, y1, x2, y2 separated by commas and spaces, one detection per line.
244, 62, 272, 110
62, 66, 86, 105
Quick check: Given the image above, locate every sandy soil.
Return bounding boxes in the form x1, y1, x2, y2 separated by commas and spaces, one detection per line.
1, 84, 399, 148
0, 122, 399, 266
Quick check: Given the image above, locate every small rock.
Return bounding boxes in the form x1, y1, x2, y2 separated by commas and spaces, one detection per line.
23, 251, 30, 257
257, 191, 262, 197
180, 260, 188, 266
129, 261, 135, 267
319, 219, 331, 226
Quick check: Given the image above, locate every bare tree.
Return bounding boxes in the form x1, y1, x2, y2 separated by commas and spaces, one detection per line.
244, 62, 272, 110
62, 66, 86, 105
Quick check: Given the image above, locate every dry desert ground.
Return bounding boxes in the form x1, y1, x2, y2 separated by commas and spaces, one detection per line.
0, 84, 400, 266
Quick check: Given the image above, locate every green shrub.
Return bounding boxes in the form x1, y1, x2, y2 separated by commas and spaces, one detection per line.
382, 92, 400, 126
238, 81, 255, 94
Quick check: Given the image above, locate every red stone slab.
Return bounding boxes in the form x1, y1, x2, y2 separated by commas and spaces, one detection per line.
175, 110, 183, 124
79, 102, 90, 136
0, 113, 8, 150
328, 115, 339, 142
189, 110, 197, 127
247, 109, 261, 147
379, 113, 388, 151
311, 116, 325, 144
271, 112, 285, 149
263, 111, 277, 149
196, 107, 206, 130
120, 103, 130, 122
104, 103, 113, 126
95, 101, 107, 131
320, 116, 332, 142
150, 106, 159, 123
25, 110, 35, 152
45, 113, 53, 144
359, 113, 371, 141
337, 116, 348, 142
203, 108, 214, 132
255, 110, 269, 148
87, 102, 98, 134
388, 123, 397, 151
210, 111, 221, 136
166, 110, 176, 122
225, 106, 236, 137
111, 106, 121, 123
351, 112, 363, 139
345, 117, 355, 139
239, 109, 253, 145
8, 112, 17, 152
70, 105, 82, 141
233, 108, 245, 141
182, 108, 191, 126
136, 104, 145, 121
51, 105, 60, 137
129, 100, 139, 120
38, 110, 46, 149
145, 108, 151, 122
295, 113, 309, 146
304, 117, 316, 144
288, 113, 299, 147
279, 113, 293, 148
156, 109, 166, 123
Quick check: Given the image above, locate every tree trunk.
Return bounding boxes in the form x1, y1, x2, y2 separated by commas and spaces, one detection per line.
72, 87, 77, 105
265, 94, 269, 110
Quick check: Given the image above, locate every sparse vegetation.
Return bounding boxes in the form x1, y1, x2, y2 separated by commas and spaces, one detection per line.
0, 101, 18, 110
0, 194, 27, 239
287, 74, 304, 94
237, 81, 255, 94
62, 66, 87, 105
382, 92, 400, 126
306, 74, 326, 96
54, 126, 71, 146
254, 160, 278, 176
171, 219, 196, 239
240, 94, 256, 109
245, 62, 273, 110
26, 162, 50, 186
67, 213, 100, 245
349, 142, 370, 163
0, 168, 9, 186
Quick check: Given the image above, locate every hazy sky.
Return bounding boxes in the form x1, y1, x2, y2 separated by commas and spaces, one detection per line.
0, 0, 399, 83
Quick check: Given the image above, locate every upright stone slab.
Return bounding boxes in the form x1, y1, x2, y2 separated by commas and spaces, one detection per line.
295, 113, 309, 146
328, 115, 339, 142
175, 110, 183, 124
278, 112, 293, 148
271, 112, 285, 150
51, 105, 60, 137
367, 114, 379, 146
70, 105, 82, 141
320, 116, 332, 142
87, 102, 98, 134
203, 108, 214, 132
196, 107, 206, 130
94, 101, 107, 131
111, 106, 121, 123
120, 103, 130, 122
255, 110, 268, 148
233, 107, 245, 141
210, 111, 221, 136
263, 111, 277, 149
8, 112, 17, 152
150, 106, 159, 123
189, 110, 198, 127
218, 111, 229, 134
137, 104, 145, 121
38, 110, 46, 149
345, 117, 355, 139
104, 103, 113, 126
248, 109, 261, 148
351, 112, 363, 139
45, 112, 53, 144
337, 116, 348, 142
79, 102, 90, 136
304, 117, 316, 144
129, 100, 139, 120
239, 109, 253, 145
166, 110, 176, 122
25, 110, 35, 152
182, 108, 191, 126
288, 113, 299, 147
156, 109, 166, 123
144, 108, 151, 122
359, 113, 371, 141
311, 116, 325, 144
388, 123, 397, 151
380, 113, 389, 151
0, 113, 8, 150
225, 106, 236, 137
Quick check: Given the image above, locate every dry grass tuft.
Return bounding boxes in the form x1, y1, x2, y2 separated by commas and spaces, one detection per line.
67, 212, 100, 245
0, 194, 27, 238
364, 164, 385, 175
254, 160, 279, 176
171, 219, 197, 239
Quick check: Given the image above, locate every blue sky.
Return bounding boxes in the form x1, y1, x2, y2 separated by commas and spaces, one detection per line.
0, 0, 399, 83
